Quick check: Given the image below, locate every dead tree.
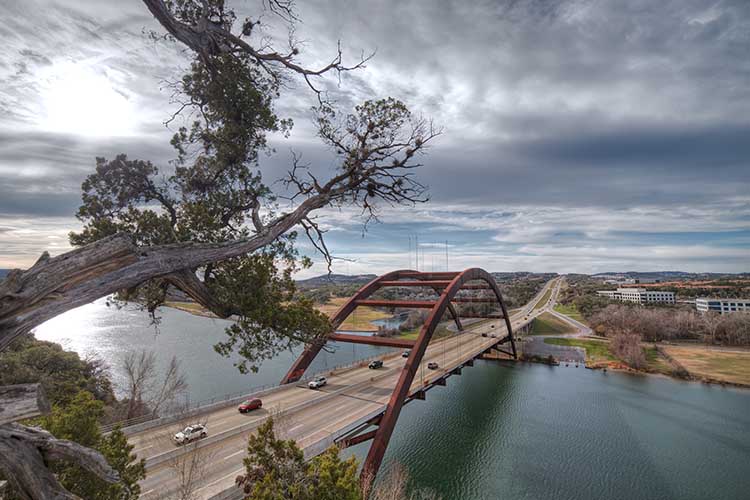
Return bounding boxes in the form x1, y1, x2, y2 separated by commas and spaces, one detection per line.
121, 351, 188, 420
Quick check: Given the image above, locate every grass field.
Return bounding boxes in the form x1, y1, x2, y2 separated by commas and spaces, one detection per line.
662, 345, 750, 386
553, 303, 587, 325
529, 312, 577, 335
544, 338, 676, 375
533, 286, 553, 311
544, 337, 616, 362
316, 296, 391, 331
398, 328, 420, 340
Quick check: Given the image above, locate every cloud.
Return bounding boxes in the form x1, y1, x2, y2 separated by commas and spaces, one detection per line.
1, 0, 749, 273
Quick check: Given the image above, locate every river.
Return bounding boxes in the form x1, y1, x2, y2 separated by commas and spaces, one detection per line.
34, 299, 750, 500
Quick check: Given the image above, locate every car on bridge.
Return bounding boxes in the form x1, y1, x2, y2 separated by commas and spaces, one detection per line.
368, 360, 383, 369
173, 424, 207, 445
308, 376, 327, 389
238, 398, 262, 413
427, 362, 439, 370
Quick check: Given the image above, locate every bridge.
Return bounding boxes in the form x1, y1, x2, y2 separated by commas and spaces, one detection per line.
129, 270, 560, 499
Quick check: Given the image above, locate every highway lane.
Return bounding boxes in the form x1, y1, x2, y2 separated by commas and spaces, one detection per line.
137, 278, 558, 499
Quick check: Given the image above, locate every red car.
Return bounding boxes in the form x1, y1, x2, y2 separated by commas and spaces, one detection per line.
238, 398, 262, 413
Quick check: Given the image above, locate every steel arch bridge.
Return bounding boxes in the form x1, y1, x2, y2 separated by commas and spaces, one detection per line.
281, 268, 517, 490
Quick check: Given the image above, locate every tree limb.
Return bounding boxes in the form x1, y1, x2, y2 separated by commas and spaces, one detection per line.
0, 423, 118, 500
141, 0, 371, 94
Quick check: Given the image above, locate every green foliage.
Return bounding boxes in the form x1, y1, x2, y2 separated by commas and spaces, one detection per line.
239, 419, 361, 500
0, 333, 114, 407
307, 447, 360, 500
213, 252, 332, 373
42, 391, 146, 499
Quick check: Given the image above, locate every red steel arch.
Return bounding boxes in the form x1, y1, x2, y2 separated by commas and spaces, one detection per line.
281, 268, 516, 490
281, 269, 464, 384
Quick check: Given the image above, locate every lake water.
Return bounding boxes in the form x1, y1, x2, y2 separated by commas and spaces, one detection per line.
34, 300, 750, 499
34, 299, 392, 405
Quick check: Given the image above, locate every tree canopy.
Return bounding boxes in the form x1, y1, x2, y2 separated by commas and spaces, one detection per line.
237, 419, 360, 500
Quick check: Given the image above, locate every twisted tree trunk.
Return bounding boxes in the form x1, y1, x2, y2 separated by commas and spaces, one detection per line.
0, 195, 326, 351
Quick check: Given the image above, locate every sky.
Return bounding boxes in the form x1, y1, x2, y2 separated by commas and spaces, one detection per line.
0, 0, 749, 277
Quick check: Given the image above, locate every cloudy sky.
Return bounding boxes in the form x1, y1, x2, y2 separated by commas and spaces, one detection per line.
1, 0, 749, 276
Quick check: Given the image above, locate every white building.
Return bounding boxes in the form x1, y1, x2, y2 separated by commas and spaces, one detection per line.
603, 278, 636, 285
597, 288, 675, 304
695, 298, 750, 314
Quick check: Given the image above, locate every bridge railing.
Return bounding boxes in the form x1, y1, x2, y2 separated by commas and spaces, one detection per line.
101, 349, 398, 434
100, 382, 279, 433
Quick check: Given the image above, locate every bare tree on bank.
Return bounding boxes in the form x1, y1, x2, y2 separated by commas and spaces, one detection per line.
369, 463, 440, 500
0, 0, 438, 497
121, 351, 188, 420
589, 305, 750, 345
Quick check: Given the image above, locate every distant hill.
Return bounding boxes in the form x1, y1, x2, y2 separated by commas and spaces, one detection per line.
297, 271, 560, 289
592, 271, 748, 279
296, 273, 377, 288
0, 269, 9, 280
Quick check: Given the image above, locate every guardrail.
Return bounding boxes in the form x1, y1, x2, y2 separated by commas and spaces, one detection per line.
102, 349, 397, 434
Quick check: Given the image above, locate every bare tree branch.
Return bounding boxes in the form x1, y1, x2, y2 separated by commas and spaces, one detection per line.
141, 0, 372, 95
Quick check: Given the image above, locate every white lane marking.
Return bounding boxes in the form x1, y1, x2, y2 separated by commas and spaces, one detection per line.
289, 423, 304, 433
197, 467, 244, 491
222, 449, 244, 460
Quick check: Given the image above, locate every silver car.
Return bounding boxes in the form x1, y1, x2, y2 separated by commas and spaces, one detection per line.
173, 424, 207, 445
308, 376, 327, 389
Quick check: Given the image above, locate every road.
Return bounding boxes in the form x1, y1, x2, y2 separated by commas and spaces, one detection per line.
520, 277, 590, 362
133, 278, 559, 499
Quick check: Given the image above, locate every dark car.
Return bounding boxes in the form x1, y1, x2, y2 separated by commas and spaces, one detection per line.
368, 359, 383, 369
402, 350, 411, 358
238, 398, 262, 413
481, 333, 488, 337
427, 362, 439, 370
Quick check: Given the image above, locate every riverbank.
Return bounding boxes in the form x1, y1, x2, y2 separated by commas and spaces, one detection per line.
164, 300, 217, 318
542, 337, 750, 389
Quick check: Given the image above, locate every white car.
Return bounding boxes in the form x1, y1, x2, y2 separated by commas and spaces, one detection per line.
173, 424, 207, 445
308, 376, 327, 389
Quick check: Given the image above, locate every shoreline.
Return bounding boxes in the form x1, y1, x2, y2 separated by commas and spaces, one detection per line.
525, 355, 750, 390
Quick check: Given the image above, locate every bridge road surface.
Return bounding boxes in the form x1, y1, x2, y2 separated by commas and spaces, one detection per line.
135, 278, 559, 499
